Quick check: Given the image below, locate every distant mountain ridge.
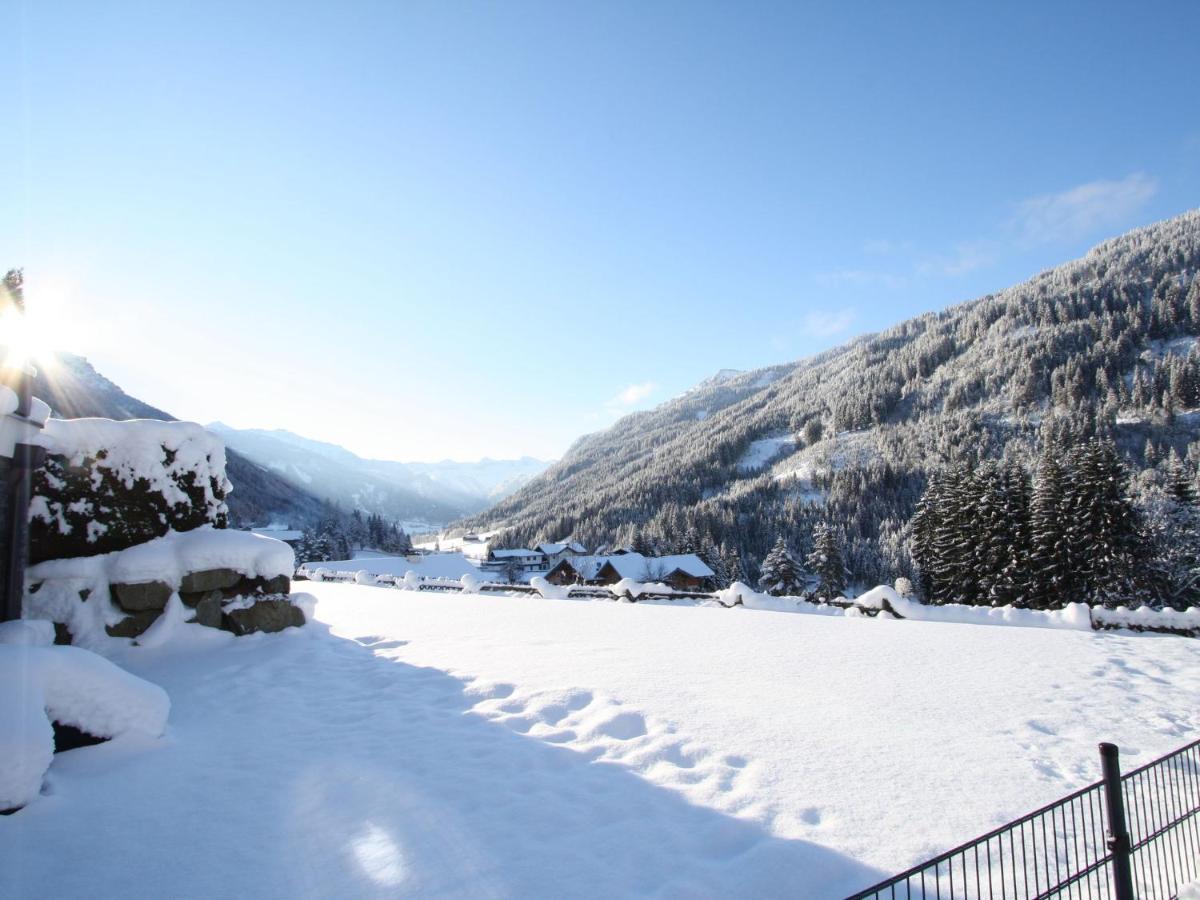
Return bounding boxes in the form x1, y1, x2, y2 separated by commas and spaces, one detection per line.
31, 354, 550, 529
208, 423, 551, 527
31, 353, 330, 527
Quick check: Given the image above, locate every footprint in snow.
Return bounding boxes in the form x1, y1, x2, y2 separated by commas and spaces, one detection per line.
591, 711, 648, 741
465, 681, 515, 701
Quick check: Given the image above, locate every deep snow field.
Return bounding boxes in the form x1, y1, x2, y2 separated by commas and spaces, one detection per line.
4, 583, 1199, 898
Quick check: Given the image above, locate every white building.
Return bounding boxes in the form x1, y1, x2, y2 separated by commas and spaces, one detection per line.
534, 541, 587, 569
484, 548, 547, 574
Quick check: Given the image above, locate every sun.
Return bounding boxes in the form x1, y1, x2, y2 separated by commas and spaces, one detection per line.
0, 305, 62, 373
0, 272, 83, 373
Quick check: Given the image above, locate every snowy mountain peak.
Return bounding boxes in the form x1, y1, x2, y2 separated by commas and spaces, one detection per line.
209, 423, 553, 526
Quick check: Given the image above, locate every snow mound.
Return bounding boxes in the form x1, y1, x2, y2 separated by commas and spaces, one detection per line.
38, 418, 230, 512
528, 575, 570, 600
1093, 604, 1200, 634
31, 420, 231, 563
26, 528, 298, 648
0, 619, 56, 647
0, 641, 169, 810
29, 526, 294, 588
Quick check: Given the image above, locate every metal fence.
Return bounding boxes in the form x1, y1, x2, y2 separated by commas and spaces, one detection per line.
847, 739, 1200, 900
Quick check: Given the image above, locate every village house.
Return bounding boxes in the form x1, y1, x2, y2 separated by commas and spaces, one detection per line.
482, 547, 547, 575
545, 552, 714, 592
534, 540, 587, 570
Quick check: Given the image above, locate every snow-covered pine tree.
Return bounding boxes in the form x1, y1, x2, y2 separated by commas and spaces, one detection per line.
1063, 439, 1143, 607
969, 463, 1008, 604
806, 522, 847, 602
699, 540, 728, 588
758, 537, 806, 596
631, 530, 654, 557
1135, 474, 1200, 610
1028, 450, 1068, 609
995, 460, 1032, 606
1166, 450, 1198, 504
910, 470, 950, 601
929, 467, 970, 605
294, 529, 319, 565
722, 543, 747, 586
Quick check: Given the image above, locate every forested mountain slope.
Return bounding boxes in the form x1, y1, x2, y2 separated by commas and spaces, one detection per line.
468, 210, 1200, 586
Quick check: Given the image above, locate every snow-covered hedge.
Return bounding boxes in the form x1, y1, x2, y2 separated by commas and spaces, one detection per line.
718, 583, 1200, 636
30, 419, 231, 563
26, 527, 301, 647
0, 623, 169, 810
854, 585, 1095, 631
1091, 603, 1200, 636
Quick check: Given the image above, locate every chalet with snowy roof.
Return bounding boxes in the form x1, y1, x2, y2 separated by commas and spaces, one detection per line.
483, 548, 546, 574
534, 540, 587, 569
545, 552, 714, 591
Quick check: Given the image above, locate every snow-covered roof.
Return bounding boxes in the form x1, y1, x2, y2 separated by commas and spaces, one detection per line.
491, 548, 542, 558
535, 541, 586, 555
250, 528, 303, 542
553, 553, 714, 581
300, 552, 481, 580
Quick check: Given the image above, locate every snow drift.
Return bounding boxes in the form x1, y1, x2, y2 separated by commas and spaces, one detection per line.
0, 629, 169, 810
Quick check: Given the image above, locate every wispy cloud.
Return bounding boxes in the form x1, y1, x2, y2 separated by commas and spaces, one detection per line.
603, 382, 657, 415
848, 172, 1157, 282
802, 309, 856, 338
1008, 172, 1158, 246
862, 238, 915, 256
814, 269, 907, 289
916, 239, 1000, 278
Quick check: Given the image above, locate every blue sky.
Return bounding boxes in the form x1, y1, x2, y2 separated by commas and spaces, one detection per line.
4, 1, 1199, 461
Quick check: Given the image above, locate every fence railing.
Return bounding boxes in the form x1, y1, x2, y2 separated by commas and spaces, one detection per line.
295, 567, 743, 605
847, 739, 1200, 899
292, 567, 1200, 637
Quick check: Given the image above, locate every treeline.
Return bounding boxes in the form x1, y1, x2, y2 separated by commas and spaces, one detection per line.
294, 510, 413, 564
912, 436, 1199, 610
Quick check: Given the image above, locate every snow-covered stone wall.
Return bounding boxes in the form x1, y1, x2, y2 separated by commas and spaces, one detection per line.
26, 527, 304, 647
30, 418, 231, 563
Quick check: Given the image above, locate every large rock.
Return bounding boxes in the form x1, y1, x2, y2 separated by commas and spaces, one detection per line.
112, 581, 173, 612
105, 610, 161, 638
192, 596, 224, 629
223, 599, 304, 636
238, 574, 291, 596
180, 568, 242, 594
179, 588, 223, 608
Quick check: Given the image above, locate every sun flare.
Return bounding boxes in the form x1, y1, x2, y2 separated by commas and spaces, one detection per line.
0, 308, 61, 372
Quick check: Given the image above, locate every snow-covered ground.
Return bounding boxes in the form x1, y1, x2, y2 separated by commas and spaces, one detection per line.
4, 584, 1198, 898
737, 434, 796, 472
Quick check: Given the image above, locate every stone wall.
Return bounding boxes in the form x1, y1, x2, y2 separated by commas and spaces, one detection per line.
103, 567, 300, 640
26, 527, 306, 647
30, 419, 230, 564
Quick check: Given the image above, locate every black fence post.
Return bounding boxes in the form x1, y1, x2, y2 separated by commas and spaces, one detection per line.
1100, 742, 1136, 900
1, 362, 34, 623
